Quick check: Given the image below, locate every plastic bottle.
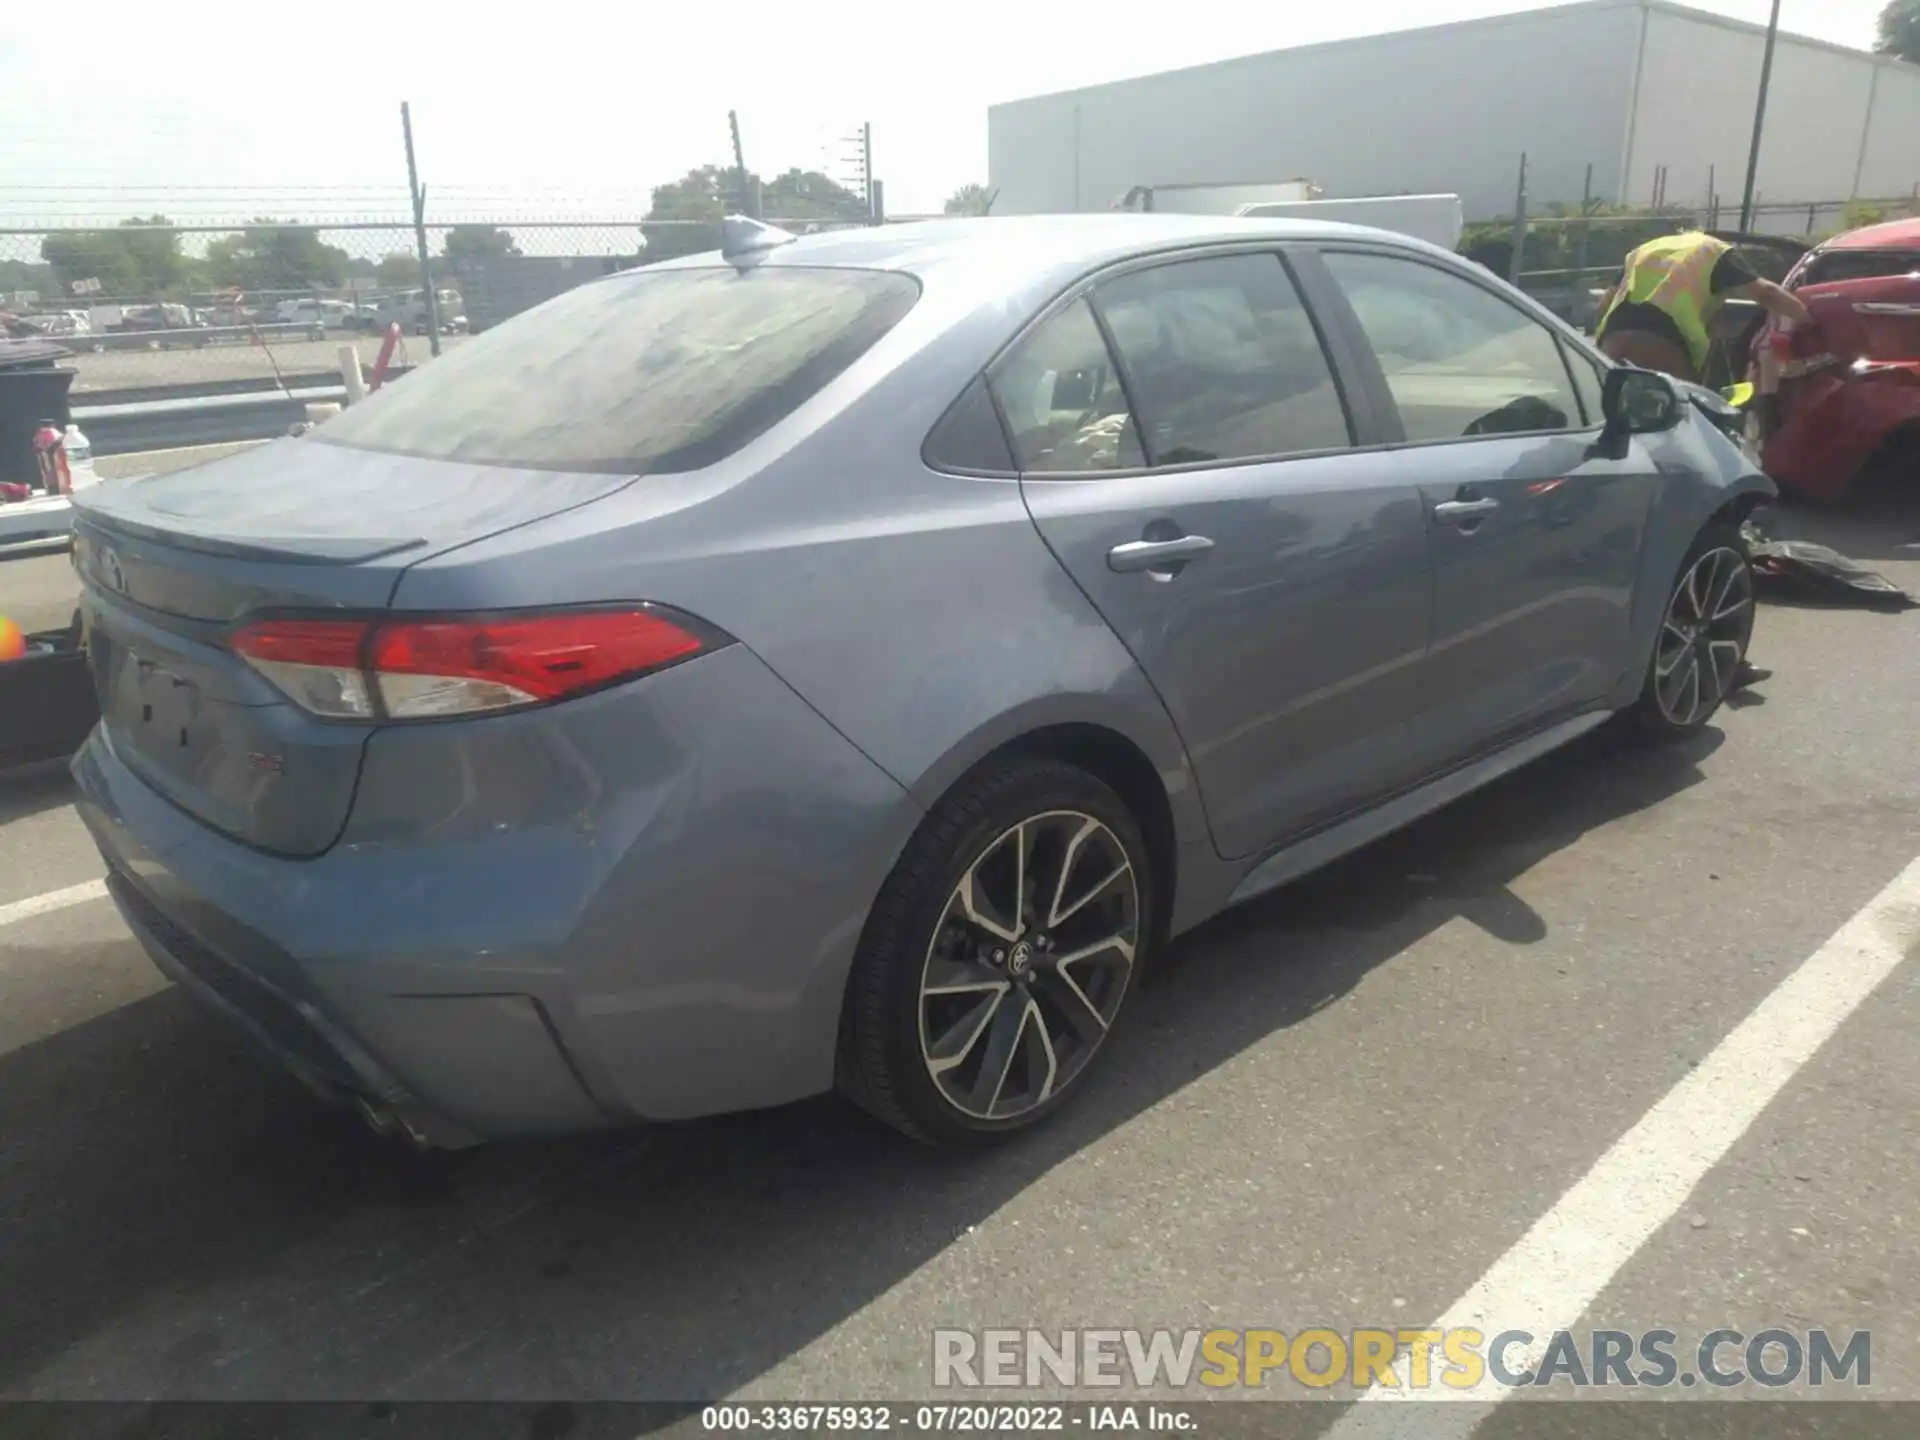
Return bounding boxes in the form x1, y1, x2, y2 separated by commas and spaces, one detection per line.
33, 422, 69, 495
62, 423, 99, 493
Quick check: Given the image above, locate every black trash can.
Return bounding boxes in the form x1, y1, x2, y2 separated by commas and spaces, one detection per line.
0, 339, 78, 486
0, 617, 98, 774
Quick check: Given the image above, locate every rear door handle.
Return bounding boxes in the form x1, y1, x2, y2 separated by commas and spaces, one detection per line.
1432, 498, 1501, 524
1107, 535, 1216, 573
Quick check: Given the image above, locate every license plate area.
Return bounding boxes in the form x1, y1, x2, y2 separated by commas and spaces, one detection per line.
133, 656, 203, 754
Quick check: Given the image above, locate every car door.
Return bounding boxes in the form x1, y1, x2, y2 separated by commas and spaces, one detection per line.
999, 249, 1433, 861
1316, 247, 1660, 773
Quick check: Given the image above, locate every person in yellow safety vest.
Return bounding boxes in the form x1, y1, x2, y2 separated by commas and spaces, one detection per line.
1599, 231, 1803, 697
1594, 231, 1811, 384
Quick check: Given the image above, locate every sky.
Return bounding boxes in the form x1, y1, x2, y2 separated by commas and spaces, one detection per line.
0, 0, 1892, 226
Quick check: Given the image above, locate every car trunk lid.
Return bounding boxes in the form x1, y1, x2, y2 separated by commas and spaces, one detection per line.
71, 438, 634, 856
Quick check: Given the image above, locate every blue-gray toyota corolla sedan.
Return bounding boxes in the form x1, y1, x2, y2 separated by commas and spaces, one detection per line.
68, 214, 1772, 1149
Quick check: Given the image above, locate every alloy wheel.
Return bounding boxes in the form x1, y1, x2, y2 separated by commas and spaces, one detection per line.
1655, 545, 1754, 727
917, 810, 1139, 1122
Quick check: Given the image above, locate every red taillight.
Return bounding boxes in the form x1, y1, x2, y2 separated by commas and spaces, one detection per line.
232, 607, 722, 721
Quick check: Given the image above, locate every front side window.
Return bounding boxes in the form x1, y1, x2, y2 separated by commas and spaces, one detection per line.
1093, 254, 1352, 465
989, 298, 1144, 473
1323, 251, 1581, 443
316, 266, 919, 474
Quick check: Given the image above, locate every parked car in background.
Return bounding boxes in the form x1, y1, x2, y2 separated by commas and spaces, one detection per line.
366, 288, 468, 336
18, 310, 92, 338
109, 303, 205, 335
273, 298, 358, 330
1747, 216, 1920, 502
69, 214, 1771, 1152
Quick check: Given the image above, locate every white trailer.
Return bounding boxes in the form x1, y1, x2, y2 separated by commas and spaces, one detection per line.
1114, 180, 1320, 215
1235, 194, 1466, 250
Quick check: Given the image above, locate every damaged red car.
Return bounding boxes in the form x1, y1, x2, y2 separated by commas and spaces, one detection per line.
1749, 217, 1920, 502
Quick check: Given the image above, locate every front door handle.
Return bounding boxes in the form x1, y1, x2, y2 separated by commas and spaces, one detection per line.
1108, 534, 1216, 574
1433, 498, 1501, 524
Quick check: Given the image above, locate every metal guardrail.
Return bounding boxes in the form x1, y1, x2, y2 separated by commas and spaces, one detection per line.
74, 383, 347, 456
0, 532, 72, 561
62, 322, 336, 351
54, 361, 417, 458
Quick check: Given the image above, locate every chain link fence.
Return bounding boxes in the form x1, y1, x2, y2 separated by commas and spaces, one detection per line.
0, 212, 922, 397
1462, 152, 1920, 330
1, 220, 635, 395
10, 174, 1914, 394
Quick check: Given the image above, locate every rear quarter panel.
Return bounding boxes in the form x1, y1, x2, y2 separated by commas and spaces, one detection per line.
386, 263, 1211, 943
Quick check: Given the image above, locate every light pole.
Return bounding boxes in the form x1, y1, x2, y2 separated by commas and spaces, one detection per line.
1737, 0, 1783, 232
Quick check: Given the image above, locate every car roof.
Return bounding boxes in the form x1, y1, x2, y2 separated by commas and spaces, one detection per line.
645, 213, 1449, 284
1821, 216, 1920, 251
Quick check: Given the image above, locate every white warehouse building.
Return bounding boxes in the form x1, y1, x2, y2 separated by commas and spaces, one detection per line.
987, 0, 1920, 225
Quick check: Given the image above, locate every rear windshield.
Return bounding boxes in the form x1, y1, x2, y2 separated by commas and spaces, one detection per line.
1799, 251, 1920, 287
316, 265, 920, 473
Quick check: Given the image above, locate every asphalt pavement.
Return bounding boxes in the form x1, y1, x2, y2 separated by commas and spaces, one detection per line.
2, 483, 1917, 1434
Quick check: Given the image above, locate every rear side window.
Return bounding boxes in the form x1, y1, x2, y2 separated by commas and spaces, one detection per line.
989, 298, 1145, 473
1798, 251, 1920, 286
315, 266, 920, 474
1094, 254, 1352, 464
925, 376, 1016, 473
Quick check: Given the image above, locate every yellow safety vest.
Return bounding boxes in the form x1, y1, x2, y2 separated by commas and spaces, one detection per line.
1599, 231, 1730, 371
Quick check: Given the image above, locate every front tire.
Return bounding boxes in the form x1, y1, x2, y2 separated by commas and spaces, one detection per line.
838, 756, 1152, 1147
1629, 520, 1755, 736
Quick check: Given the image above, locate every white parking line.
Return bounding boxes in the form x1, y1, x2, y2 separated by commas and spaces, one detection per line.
1326, 851, 1920, 1436
0, 879, 108, 931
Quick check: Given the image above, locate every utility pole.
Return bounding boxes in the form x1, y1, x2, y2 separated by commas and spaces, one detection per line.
862, 121, 874, 220
728, 110, 757, 218
837, 123, 874, 224
400, 102, 443, 358
1506, 151, 1529, 287
1738, 0, 1783, 233
1572, 162, 1595, 328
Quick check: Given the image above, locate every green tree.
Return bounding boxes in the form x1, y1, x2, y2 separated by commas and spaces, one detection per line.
0, 257, 56, 299
1877, 0, 1920, 62
943, 183, 997, 217
443, 224, 522, 263
204, 218, 351, 291
40, 215, 189, 297
375, 252, 423, 286
760, 169, 868, 224
641, 166, 729, 263
640, 165, 870, 264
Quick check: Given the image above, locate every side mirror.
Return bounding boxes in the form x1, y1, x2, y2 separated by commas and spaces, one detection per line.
1602, 366, 1683, 436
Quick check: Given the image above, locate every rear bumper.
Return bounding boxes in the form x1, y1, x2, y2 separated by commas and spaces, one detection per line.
72, 642, 922, 1143
101, 865, 485, 1148
78, 751, 607, 1146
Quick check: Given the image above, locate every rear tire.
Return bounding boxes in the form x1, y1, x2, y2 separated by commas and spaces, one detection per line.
1628, 519, 1755, 737
837, 756, 1152, 1147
